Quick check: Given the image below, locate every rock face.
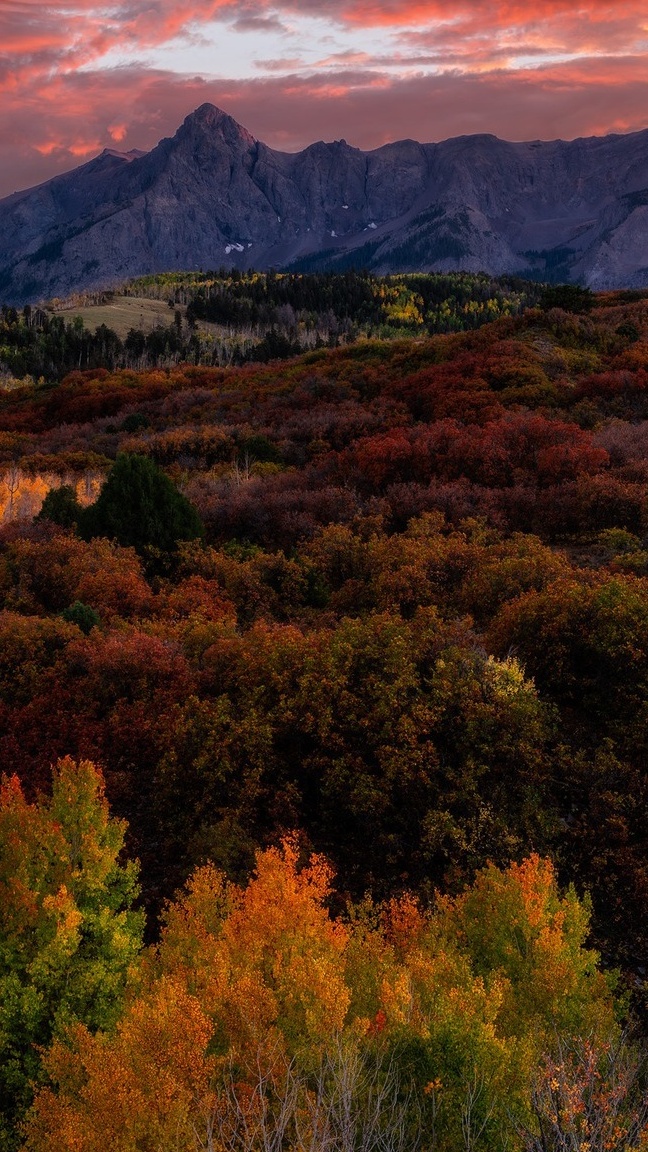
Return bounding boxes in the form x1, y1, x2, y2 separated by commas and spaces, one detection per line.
2, 103, 648, 303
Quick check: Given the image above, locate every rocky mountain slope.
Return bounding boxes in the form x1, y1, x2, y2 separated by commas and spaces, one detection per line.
2, 103, 648, 303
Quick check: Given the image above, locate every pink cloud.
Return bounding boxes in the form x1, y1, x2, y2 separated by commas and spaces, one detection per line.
3, 1, 647, 75
1, 1, 647, 196
2, 55, 648, 197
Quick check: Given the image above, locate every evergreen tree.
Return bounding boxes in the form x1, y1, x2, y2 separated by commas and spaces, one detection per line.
36, 484, 82, 529
61, 600, 100, 634
539, 283, 595, 313
80, 453, 203, 554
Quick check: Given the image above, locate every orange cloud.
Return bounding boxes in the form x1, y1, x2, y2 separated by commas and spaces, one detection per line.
33, 141, 62, 155
327, 0, 648, 29
67, 139, 102, 156
3, 1, 647, 71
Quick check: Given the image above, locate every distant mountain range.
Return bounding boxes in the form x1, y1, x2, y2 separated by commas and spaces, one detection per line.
2, 103, 648, 304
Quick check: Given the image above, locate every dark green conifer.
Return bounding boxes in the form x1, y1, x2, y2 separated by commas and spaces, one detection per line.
80, 453, 203, 554
61, 601, 100, 635
36, 484, 82, 529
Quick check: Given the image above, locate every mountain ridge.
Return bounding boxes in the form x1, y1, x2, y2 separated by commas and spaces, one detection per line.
2, 103, 648, 303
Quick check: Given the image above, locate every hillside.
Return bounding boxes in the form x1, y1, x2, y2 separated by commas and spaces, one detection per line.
1, 285, 648, 970
5, 284, 648, 1146
3, 105, 648, 302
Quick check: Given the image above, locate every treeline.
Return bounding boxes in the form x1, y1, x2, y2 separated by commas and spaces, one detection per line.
176, 269, 540, 333
1, 760, 642, 1152
0, 304, 193, 382
1, 271, 544, 383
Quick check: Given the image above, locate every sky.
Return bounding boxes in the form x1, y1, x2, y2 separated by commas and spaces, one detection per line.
1, 1, 648, 198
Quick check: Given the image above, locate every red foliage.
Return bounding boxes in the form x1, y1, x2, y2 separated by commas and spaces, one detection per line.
336, 413, 608, 492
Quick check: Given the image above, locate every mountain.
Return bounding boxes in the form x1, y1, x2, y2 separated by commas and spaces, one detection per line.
2, 103, 648, 303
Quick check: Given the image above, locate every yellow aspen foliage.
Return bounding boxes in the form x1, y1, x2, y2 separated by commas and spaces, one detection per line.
219, 837, 350, 1049
24, 845, 621, 1152
436, 854, 615, 1040
0, 759, 142, 1149
153, 861, 232, 1005
356, 908, 526, 1152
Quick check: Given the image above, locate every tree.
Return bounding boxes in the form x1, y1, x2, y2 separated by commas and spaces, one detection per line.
24, 843, 622, 1152
539, 285, 595, 314
25, 978, 215, 1152
0, 758, 143, 1150
80, 453, 203, 555
61, 600, 100, 635
487, 575, 648, 747
435, 855, 614, 1039
35, 484, 82, 529
158, 837, 351, 1057
523, 1035, 648, 1152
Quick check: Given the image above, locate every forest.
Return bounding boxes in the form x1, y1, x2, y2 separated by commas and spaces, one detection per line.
2, 280, 648, 1150
0, 270, 540, 382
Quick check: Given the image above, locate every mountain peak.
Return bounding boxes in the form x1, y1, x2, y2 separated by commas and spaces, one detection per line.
188, 102, 230, 123
178, 103, 257, 147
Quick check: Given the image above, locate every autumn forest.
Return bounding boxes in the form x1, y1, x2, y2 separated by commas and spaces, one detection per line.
3, 275, 648, 1151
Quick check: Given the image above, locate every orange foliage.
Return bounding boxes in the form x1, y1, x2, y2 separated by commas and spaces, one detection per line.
0, 534, 152, 618
159, 838, 350, 1056
26, 980, 215, 1152
23, 841, 621, 1152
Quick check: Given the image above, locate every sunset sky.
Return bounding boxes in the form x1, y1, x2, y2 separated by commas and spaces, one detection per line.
2, 1, 648, 198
